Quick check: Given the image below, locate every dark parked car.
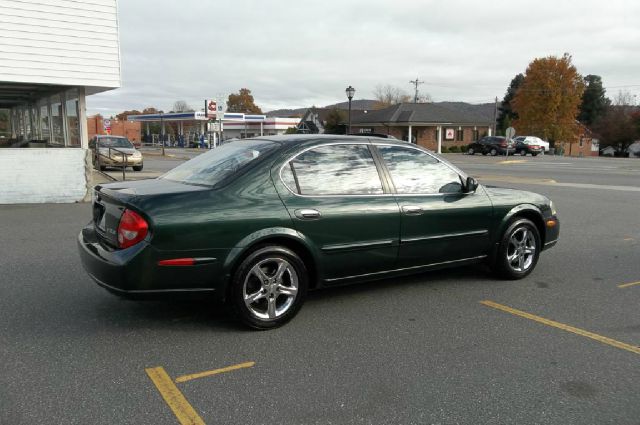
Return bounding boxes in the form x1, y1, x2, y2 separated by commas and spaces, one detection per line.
514, 138, 543, 156
467, 136, 514, 156
78, 135, 559, 329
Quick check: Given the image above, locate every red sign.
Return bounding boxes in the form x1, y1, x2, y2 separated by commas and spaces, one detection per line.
207, 100, 217, 117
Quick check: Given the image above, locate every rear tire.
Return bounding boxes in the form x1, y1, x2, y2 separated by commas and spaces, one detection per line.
468, 147, 475, 155
490, 148, 498, 156
133, 165, 143, 171
493, 218, 541, 280
230, 245, 308, 330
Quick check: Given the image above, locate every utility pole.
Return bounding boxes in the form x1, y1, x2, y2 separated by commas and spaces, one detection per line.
493, 96, 498, 136
409, 78, 424, 103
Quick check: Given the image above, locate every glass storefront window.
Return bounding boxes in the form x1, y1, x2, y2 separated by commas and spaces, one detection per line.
40, 104, 50, 142
50, 95, 64, 145
65, 89, 79, 146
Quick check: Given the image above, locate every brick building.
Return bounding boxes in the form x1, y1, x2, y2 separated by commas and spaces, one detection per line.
87, 115, 141, 144
296, 102, 494, 153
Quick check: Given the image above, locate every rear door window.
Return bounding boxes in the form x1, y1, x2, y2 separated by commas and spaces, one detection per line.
283, 144, 383, 196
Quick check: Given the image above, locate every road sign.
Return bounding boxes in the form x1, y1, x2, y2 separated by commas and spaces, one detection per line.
505, 127, 516, 140
207, 100, 217, 117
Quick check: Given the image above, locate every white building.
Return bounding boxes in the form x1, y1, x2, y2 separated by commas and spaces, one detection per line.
0, 0, 121, 203
222, 117, 301, 139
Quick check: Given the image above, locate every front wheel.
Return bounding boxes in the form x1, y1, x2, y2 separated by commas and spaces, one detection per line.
468, 147, 475, 155
133, 164, 143, 171
230, 245, 308, 329
493, 218, 541, 279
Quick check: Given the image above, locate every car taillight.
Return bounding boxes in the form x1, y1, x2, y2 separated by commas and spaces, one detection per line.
500, 142, 507, 147
117, 209, 148, 249
531, 145, 540, 149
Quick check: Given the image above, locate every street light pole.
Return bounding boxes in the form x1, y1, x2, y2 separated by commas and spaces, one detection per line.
345, 85, 355, 134
160, 111, 165, 156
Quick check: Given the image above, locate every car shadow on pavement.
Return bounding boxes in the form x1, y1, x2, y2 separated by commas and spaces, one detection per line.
306, 264, 497, 303
89, 296, 248, 332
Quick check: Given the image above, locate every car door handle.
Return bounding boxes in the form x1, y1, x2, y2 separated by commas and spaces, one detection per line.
294, 209, 321, 219
402, 205, 424, 215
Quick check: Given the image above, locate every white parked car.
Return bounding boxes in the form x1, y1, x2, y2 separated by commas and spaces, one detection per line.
514, 136, 550, 152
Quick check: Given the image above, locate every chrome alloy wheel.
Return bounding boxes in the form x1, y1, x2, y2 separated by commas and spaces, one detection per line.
506, 227, 536, 272
243, 258, 299, 320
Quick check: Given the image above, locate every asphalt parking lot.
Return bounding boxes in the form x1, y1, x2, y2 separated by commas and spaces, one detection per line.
1, 153, 639, 424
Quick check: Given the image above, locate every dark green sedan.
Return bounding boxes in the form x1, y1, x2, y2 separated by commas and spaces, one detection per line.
78, 135, 559, 329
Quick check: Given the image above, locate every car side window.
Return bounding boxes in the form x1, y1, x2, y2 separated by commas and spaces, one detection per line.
377, 145, 463, 194
284, 144, 383, 196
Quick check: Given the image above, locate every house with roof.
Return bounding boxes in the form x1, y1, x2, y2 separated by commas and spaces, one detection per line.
348, 102, 495, 152
296, 108, 366, 134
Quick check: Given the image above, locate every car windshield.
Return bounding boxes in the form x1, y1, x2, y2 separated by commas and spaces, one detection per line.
161, 139, 278, 187
98, 137, 133, 148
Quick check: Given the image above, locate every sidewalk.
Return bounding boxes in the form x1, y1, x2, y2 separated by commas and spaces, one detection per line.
139, 147, 206, 161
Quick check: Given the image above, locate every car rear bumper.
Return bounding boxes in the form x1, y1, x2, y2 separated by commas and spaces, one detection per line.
77, 224, 223, 299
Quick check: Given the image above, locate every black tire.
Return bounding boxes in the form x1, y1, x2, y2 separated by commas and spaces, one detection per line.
493, 218, 541, 280
520, 149, 527, 156
532, 153, 538, 157
490, 148, 498, 156
468, 147, 475, 155
133, 164, 143, 171
99, 165, 106, 171
230, 245, 308, 329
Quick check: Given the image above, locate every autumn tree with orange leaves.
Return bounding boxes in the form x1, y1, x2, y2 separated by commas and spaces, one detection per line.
512, 54, 585, 148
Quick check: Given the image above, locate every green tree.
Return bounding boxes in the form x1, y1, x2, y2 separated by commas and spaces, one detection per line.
284, 126, 298, 134
323, 108, 346, 134
227, 88, 263, 114
497, 73, 524, 134
578, 75, 610, 125
115, 109, 142, 121
512, 54, 585, 147
592, 91, 640, 153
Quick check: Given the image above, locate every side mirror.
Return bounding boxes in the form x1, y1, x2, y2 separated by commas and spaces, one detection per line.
464, 176, 479, 193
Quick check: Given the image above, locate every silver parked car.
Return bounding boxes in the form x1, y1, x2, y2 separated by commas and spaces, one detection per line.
90, 136, 144, 171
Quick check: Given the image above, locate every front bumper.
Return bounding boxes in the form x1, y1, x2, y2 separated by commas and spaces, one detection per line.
99, 155, 143, 166
542, 215, 560, 251
77, 224, 221, 299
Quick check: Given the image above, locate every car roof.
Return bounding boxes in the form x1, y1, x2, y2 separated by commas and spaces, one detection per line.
250, 134, 412, 148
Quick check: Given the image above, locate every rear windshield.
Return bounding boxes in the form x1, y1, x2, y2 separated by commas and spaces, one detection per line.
160, 139, 277, 187
99, 137, 133, 148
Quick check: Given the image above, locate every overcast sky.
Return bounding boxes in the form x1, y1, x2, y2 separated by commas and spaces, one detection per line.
87, 0, 640, 116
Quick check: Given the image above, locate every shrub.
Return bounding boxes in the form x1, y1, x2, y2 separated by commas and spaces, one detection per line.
440, 145, 449, 153
449, 145, 460, 153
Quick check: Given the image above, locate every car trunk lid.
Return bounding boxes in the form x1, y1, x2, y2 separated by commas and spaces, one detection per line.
92, 178, 209, 248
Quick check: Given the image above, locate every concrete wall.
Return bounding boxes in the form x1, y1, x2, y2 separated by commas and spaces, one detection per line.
0, 0, 121, 93
0, 149, 87, 203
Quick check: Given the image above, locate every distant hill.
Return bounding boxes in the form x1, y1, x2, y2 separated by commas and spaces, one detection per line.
266, 100, 495, 120
266, 99, 378, 117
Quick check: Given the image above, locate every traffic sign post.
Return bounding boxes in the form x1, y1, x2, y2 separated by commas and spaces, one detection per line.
505, 126, 516, 157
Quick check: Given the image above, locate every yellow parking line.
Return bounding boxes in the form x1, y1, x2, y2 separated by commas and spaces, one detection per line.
497, 159, 528, 164
618, 281, 640, 288
175, 361, 255, 383
145, 366, 205, 425
480, 300, 640, 355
